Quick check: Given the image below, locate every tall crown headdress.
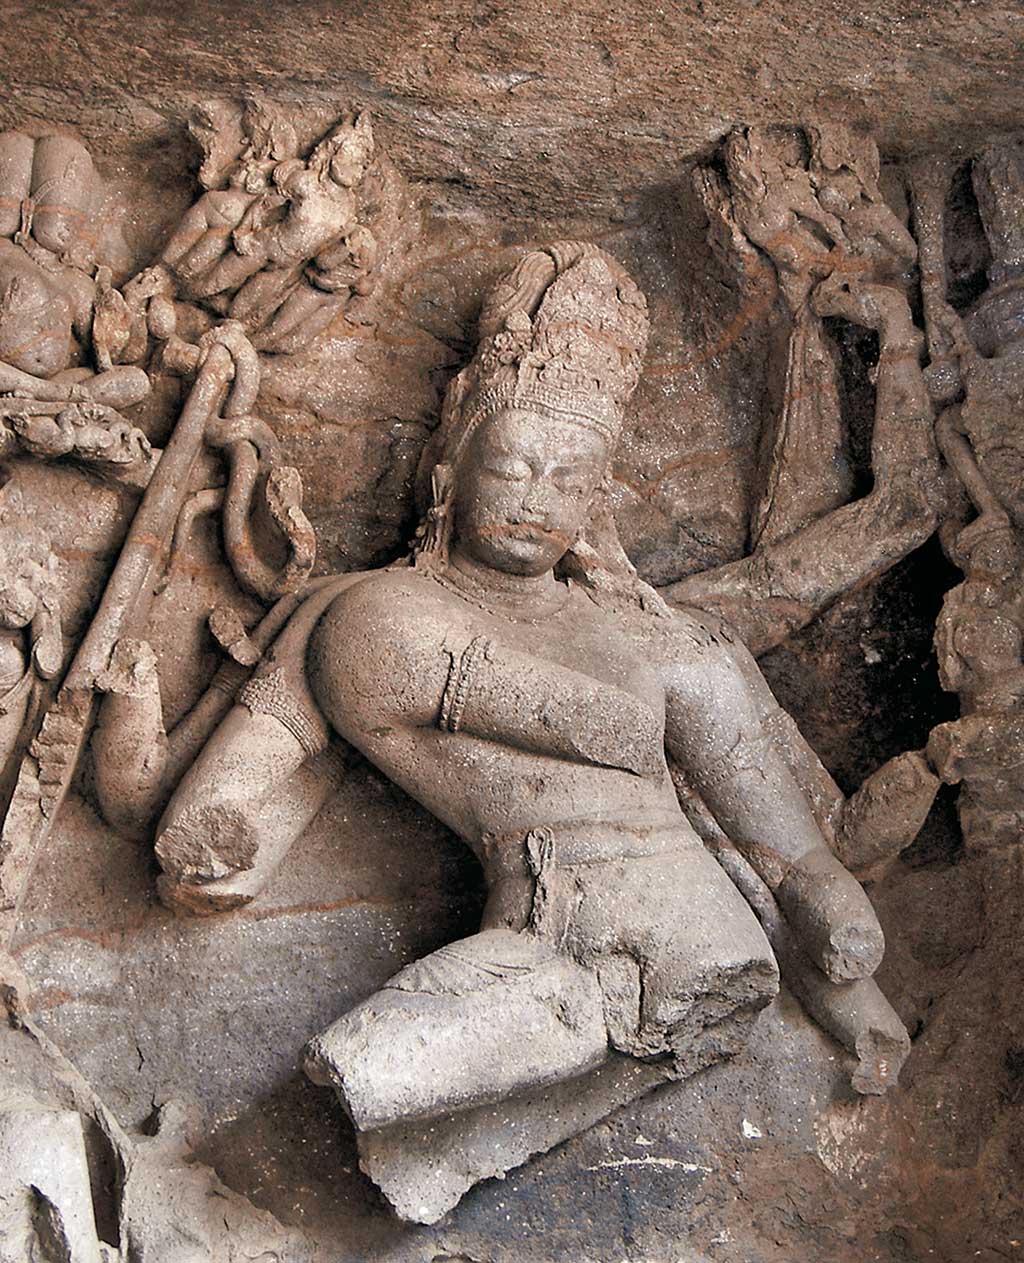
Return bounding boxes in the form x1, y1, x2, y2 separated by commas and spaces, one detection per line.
414, 241, 649, 532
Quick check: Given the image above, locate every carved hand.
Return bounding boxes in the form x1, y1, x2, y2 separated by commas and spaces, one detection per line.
197, 319, 260, 417
811, 274, 920, 348
94, 637, 160, 698
10, 409, 76, 458
233, 229, 259, 258
10, 402, 151, 467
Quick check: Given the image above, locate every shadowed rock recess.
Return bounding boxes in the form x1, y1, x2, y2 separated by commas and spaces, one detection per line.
0, 3, 1021, 1260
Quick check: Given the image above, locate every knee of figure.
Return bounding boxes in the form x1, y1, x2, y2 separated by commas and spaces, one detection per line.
305, 929, 608, 1131
653, 941, 779, 1077
655, 942, 779, 1068
629, 875, 779, 1067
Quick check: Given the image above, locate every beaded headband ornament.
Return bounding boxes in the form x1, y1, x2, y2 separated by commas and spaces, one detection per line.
462, 382, 622, 445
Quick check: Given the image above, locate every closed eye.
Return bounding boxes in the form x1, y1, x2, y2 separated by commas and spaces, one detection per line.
485, 459, 532, 482
552, 469, 594, 497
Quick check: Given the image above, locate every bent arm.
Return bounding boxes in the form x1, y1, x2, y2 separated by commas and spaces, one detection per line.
0, 361, 82, 401
436, 637, 662, 777
662, 611, 826, 872
664, 281, 943, 655
309, 583, 663, 777
661, 608, 884, 982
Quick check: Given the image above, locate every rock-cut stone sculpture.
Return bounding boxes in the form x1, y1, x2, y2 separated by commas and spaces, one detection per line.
151, 241, 903, 1220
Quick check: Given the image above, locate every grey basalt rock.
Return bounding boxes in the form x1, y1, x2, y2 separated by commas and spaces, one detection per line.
147, 241, 896, 1218
0, 961, 314, 1263
0, 44, 1021, 1253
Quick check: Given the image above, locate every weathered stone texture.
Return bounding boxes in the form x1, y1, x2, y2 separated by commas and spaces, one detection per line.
0, 4, 1021, 1262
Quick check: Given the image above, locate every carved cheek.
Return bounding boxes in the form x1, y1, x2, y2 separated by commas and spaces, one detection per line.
467, 474, 529, 530
533, 483, 586, 538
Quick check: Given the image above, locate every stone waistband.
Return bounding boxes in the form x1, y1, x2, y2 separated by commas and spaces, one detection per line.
478, 819, 695, 884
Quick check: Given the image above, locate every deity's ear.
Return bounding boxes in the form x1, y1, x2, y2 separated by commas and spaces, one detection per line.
415, 368, 472, 516
569, 476, 627, 577
577, 474, 621, 550
413, 462, 455, 560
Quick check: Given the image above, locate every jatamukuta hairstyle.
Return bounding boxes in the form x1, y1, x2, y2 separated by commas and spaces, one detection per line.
410, 240, 670, 617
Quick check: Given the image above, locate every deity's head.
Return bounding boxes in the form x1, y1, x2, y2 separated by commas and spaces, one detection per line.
413, 242, 667, 612
313, 112, 375, 190
450, 400, 611, 577
952, 511, 1023, 584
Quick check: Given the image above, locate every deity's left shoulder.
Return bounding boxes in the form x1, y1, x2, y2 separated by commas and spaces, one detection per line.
626, 600, 736, 657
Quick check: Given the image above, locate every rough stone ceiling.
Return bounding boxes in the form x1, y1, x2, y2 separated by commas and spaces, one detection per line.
3, 0, 1022, 218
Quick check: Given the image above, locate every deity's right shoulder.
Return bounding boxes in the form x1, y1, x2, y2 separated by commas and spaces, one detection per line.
316, 565, 452, 643
309, 566, 457, 733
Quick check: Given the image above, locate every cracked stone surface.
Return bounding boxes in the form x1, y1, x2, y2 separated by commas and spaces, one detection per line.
1, 4, 1022, 1261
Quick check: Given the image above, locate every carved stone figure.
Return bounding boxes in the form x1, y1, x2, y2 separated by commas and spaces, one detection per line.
139, 241, 902, 1219
677, 124, 945, 655
667, 125, 947, 880
0, 121, 327, 1262
4, 91, 1016, 1253
0, 131, 148, 408
920, 140, 1024, 852
138, 100, 403, 356
0, 501, 59, 818
0, 106, 404, 940
0, 122, 324, 957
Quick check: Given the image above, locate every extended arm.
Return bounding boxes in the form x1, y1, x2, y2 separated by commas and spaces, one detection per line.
665, 279, 944, 655
661, 608, 884, 982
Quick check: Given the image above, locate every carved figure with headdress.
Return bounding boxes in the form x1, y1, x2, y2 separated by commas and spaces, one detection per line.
145, 243, 904, 1217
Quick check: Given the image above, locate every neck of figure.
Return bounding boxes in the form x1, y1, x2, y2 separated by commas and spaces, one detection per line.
443, 543, 568, 618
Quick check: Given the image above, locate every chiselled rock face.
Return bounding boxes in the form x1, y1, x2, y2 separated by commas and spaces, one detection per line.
0, 10, 1021, 1259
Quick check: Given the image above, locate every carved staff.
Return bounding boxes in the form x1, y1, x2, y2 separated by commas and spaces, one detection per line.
69, 345, 233, 687
0, 345, 235, 944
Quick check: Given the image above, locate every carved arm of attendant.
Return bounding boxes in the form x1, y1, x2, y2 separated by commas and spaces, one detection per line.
0, 353, 150, 414
0, 361, 90, 402
666, 277, 946, 654
659, 607, 885, 984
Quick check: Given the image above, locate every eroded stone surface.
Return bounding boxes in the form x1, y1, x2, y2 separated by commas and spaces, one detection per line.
0, 7, 1021, 1261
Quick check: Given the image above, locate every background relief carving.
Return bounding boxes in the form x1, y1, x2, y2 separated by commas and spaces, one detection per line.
0, 4, 1022, 1261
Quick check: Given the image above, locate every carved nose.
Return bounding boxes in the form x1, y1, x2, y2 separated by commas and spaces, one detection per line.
519, 483, 551, 523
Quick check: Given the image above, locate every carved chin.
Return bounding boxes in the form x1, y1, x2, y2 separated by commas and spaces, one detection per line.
487, 534, 564, 573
